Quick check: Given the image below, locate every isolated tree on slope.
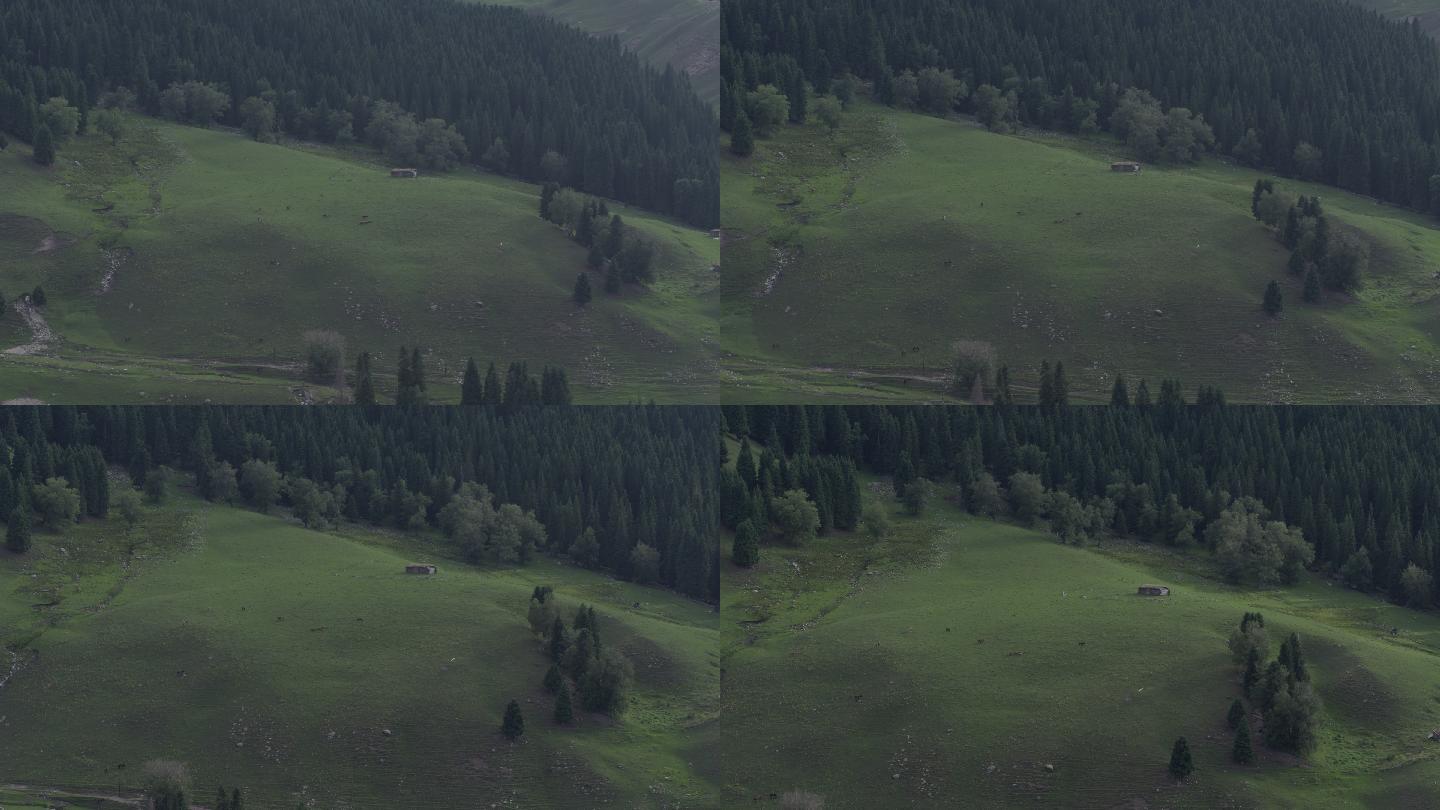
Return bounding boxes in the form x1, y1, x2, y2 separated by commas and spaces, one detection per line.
1263, 280, 1284, 315
501, 699, 525, 740
1168, 736, 1193, 781
732, 519, 760, 567
730, 108, 755, 156
573, 272, 592, 305
1232, 715, 1255, 764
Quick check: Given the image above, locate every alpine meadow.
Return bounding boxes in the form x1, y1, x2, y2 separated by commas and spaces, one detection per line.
719, 405, 1440, 809
0, 0, 719, 404
720, 0, 1440, 403
0, 405, 721, 808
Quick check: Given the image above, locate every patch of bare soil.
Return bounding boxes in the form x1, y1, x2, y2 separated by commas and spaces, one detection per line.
29, 230, 78, 255
1, 398, 46, 404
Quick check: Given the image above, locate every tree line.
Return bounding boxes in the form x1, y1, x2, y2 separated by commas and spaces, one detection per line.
722, 0, 1440, 216
0, 405, 719, 601
720, 405, 1440, 610
0, 0, 717, 226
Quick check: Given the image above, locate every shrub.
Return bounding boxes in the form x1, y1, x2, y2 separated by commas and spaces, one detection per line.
303, 330, 346, 382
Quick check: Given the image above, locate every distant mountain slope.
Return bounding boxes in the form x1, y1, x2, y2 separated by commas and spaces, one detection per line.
490, 0, 720, 106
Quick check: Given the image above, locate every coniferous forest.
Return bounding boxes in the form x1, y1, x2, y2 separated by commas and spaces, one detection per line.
721, 0, 1440, 215
0, 0, 718, 226
722, 405, 1440, 610
0, 405, 719, 601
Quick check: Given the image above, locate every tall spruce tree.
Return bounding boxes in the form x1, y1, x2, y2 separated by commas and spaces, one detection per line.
554, 684, 574, 724
32, 124, 54, 166
353, 352, 375, 405
1263, 280, 1284, 315
1168, 737, 1194, 782
6, 507, 31, 553
1232, 715, 1255, 764
732, 519, 760, 567
501, 699, 525, 740
461, 358, 483, 405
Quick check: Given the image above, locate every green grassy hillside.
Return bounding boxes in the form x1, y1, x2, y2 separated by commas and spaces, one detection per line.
721, 497, 1440, 808
486, 0, 720, 106
0, 495, 719, 807
721, 101, 1440, 403
0, 116, 718, 404
1348, 0, 1440, 34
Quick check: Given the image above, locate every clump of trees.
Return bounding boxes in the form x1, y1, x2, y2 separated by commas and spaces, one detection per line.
439, 483, 546, 564
527, 591, 633, 720
159, 81, 229, 126
1254, 185, 1367, 295
539, 187, 655, 289
214, 786, 246, 810
1207, 499, 1314, 587
1109, 89, 1214, 165
143, 760, 192, 810
348, 351, 569, 407
1228, 615, 1322, 758
303, 330, 346, 384
719, 430, 861, 567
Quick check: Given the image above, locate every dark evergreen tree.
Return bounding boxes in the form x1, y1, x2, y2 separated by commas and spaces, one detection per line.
544, 663, 564, 694
6, 507, 31, 554
1111, 375, 1130, 407
1263, 281, 1284, 315
1168, 736, 1193, 782
1227, 698, 1245, 730
1303, 268, 1322, 303
483, 363, 503, 405
573, 273, 593, 305
1232, 715, 1255, 764
460, 358, 483, 405
731, 108, 755, 156
732, 519, 760, 567
32, 124, 53, 166
501, 699, 525, 740
553, 684, 574, 724
353, 352, 375, 405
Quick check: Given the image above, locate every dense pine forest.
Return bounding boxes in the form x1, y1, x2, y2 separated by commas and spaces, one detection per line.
721, 0, 1440, 214
0, 406, 719, 601
722, 405, 1440, 610
0, 0, 718, 226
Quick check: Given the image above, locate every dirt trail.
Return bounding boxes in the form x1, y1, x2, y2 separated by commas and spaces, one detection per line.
1, 783, 143, 806
4, 298, 57, 355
